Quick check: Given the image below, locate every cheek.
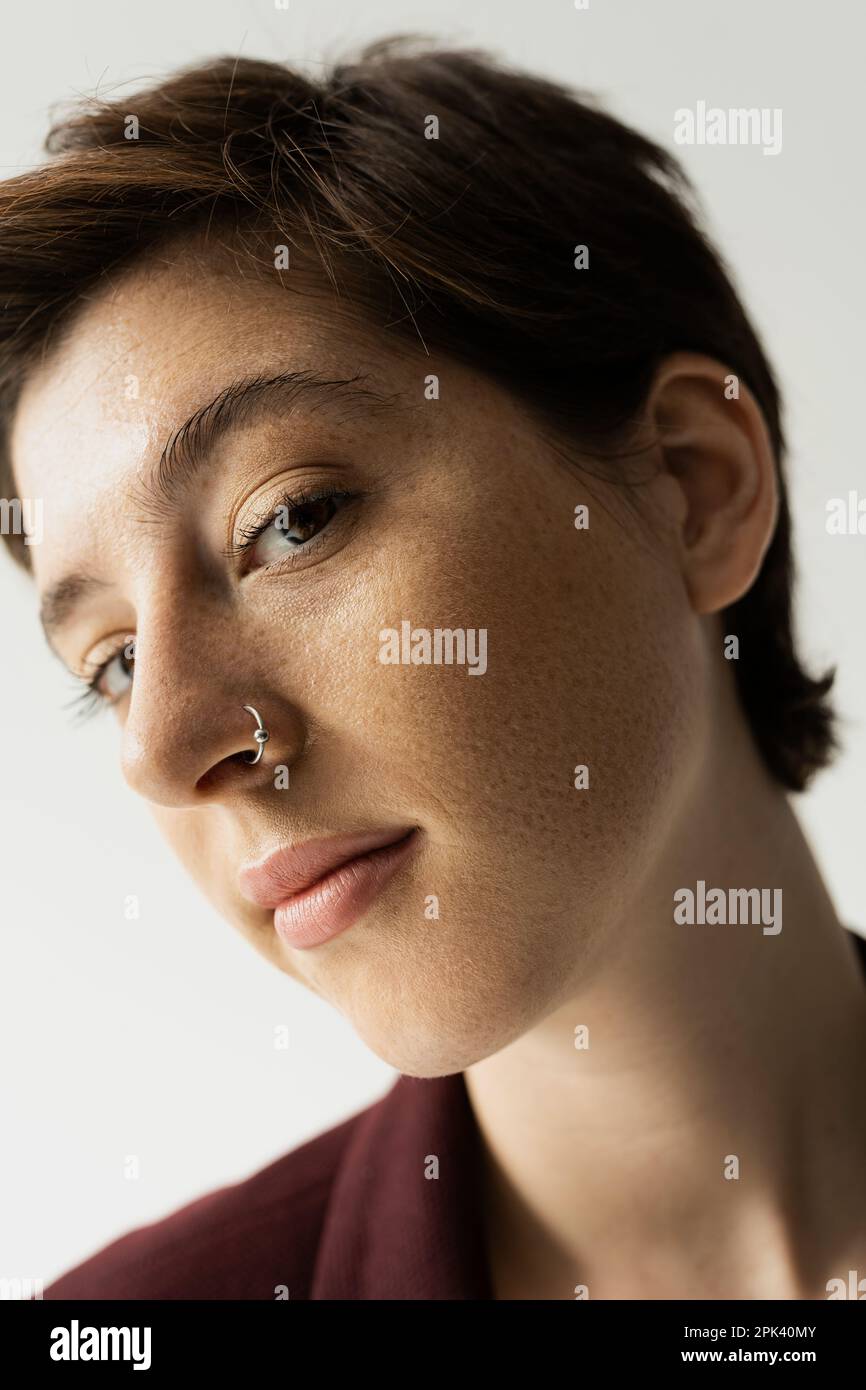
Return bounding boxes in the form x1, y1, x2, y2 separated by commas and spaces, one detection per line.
149, 805, 232, 916
298, 467, 701, 926
292, 505, 704, 1074
149, 806, 214, 894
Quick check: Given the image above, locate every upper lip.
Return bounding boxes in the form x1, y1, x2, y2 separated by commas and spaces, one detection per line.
238, 827, 417, 911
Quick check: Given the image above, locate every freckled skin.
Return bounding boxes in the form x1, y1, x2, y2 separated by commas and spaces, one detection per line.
10, 240, 702, 1075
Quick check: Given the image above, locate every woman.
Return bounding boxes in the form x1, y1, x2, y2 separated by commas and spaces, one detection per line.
2, 38, 864, 1301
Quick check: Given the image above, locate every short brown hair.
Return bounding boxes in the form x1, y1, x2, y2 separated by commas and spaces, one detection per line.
0, 36, 836, 790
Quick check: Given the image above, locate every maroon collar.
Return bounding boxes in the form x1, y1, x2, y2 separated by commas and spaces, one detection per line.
311, 1070, 493, 1299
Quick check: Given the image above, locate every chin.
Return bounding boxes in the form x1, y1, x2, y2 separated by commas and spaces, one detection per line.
356, 1028, 494, 1080
326, 934, 563, 1078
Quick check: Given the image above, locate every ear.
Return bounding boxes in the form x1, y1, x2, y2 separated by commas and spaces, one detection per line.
645, 352, 779, 614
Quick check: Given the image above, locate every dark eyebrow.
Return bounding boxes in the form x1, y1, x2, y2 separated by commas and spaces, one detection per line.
40, 572, 113, 647
137, 369, 403, 520
38, 370, 402, 648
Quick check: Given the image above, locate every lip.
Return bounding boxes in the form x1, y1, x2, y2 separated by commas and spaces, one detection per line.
238, 826, 420, 950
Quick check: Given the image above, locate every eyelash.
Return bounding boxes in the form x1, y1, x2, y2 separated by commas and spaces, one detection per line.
224, 483, 354, 564
67, 645, 135, 724
68, 483, 355, 723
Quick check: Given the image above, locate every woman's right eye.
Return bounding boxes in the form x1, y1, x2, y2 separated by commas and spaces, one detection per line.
69, 638, 135, 723
97, 644, 135, 700
78, 638, 135, 713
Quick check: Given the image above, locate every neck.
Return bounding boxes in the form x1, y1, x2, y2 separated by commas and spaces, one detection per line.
464, 725, 866, 1300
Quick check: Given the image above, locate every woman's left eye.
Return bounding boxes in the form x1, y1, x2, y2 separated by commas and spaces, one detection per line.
238, 490, 351, 571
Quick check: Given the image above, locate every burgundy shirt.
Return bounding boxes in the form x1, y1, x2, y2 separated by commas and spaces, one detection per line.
43, 929, 866, 1301
44, 1067, 493, 1300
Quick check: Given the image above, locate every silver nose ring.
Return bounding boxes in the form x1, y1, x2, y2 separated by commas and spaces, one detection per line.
242, 705, 270, 764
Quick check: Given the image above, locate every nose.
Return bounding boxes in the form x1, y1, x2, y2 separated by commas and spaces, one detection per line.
119, 628, 307, 808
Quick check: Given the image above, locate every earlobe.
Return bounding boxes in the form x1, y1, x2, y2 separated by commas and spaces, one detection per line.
646, 352, 779, 615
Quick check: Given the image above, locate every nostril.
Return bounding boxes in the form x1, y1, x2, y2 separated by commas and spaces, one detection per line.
195, 748, 264, 796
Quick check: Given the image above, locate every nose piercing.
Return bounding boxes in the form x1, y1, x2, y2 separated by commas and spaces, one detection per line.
241, 705, 270, 764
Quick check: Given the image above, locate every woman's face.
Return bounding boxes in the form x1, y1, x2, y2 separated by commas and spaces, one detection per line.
11, 242, 703, 1075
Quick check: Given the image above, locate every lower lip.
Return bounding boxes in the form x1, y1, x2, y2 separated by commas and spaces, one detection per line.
272, 830, 420, 950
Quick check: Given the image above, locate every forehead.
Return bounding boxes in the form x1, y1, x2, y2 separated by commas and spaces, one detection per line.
12, 244, 412, 455
9, 238, 432, 579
